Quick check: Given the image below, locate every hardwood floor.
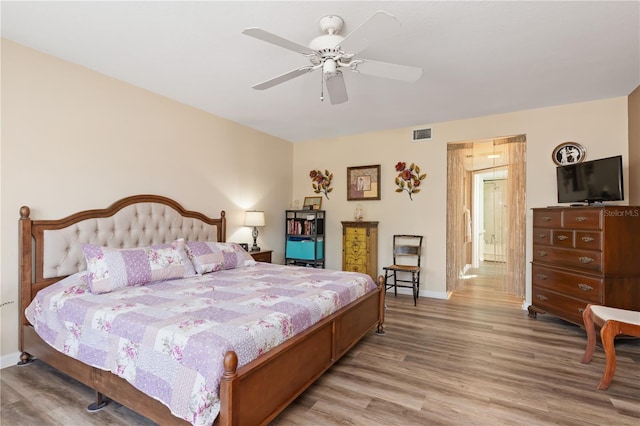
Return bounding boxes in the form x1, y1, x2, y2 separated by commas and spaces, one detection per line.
2, 264, 638, 425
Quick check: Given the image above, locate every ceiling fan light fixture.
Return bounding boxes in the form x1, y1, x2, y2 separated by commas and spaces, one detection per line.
323, 58, 337, 77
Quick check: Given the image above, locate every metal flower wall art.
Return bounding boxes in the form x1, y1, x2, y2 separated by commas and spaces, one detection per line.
394, 162, 426, 200
309, 169, 333, 199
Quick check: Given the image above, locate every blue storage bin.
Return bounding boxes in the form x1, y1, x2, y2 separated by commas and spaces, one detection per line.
286, 238, 324, 260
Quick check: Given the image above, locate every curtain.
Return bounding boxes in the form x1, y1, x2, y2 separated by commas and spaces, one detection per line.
496, 135, 527, 297
446, 142, 472, 293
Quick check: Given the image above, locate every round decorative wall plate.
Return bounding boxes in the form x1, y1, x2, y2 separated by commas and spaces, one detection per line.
552, 142, 586, 166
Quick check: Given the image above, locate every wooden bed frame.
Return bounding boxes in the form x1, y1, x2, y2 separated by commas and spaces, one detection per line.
19, 194, 385, 426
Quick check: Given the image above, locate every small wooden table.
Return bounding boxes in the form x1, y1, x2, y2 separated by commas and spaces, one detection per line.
250, 250, 272, 263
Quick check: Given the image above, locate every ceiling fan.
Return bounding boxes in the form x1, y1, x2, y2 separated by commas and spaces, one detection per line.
242, 11, 423, 105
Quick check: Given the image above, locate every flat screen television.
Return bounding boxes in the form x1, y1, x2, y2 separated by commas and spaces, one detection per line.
556, 155, 624, 204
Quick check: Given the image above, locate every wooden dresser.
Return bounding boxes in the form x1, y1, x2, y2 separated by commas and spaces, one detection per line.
529, 206, 640, 326
341, 221, 378, 282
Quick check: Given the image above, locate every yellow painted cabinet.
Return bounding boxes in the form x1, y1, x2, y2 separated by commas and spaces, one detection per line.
341, 221, 378, 282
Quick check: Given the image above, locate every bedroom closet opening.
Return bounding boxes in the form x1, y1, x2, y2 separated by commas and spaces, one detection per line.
446, 135, 526, 299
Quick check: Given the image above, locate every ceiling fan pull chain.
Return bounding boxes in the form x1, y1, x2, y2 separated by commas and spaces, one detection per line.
320, 69, 325, 102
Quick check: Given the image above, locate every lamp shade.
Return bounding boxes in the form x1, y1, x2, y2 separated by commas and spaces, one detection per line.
244, 211, 265, 227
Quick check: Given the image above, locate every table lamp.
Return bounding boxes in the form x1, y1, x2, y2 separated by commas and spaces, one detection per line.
244, 210, 265, 252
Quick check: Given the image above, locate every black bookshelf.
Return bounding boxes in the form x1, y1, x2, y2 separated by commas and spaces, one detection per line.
285, 209, 325, 268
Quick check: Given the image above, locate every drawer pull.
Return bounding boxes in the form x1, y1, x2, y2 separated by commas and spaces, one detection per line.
578, 308, 585, 314
578, 256, 594, 264
536, 274, 548, 280
556, 235, 569, 241
536, 294, 548, 301
581, 236, 595, 243
542, 216, 551, 222
575, 216, 587, 222
537, 233, 546, 239
578, 283, 593, 291
537, 250, 548, 257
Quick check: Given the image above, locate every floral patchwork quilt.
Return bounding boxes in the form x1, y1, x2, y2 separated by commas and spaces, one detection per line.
25, 263, 377, 425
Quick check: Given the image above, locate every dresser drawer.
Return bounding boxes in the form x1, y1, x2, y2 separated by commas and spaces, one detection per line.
531, 265, 603, 303
551, 230, 573, 247
533, 210, 562, 228
344, 227, 369, 238
575, 231, 602, 250
343, 231, 367, 261
532, 228, 552, 246
343, 262, 368, 274
531, 287, 587, 326
532, 246, 602, 272
562, 209, 602, 230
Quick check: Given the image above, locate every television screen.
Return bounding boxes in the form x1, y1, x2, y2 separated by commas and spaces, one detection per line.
556, 155, 624, 204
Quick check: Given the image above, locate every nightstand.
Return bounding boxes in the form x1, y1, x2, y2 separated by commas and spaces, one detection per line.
250, 250, 272, 263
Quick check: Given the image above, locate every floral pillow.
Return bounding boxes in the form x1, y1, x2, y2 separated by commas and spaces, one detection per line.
172, 238, 197, 277
185, 241, 256, 274
82, 241, 189, 294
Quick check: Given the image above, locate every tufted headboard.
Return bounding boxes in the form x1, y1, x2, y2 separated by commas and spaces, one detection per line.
19, 194, 226, 326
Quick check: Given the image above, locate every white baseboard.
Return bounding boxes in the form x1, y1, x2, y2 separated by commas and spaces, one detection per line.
422, 290, 449, 300
386, 287, 450, 300
1, 351, 21, 369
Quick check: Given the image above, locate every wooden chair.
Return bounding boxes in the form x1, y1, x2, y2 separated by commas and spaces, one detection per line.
383, 235, 423, 306
581, 304, 640, 390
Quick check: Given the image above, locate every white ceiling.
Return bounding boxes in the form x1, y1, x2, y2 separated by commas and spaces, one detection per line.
2, 1, 639, 143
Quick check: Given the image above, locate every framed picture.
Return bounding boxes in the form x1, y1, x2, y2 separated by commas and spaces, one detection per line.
303, 196, 322, 210
347, 165, 381, 201
552, 142, 586, 166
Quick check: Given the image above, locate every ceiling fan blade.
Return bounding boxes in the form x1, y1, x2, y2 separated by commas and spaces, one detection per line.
353, 59, 423, 82
243, 28, 315, 55
338, 11, 401, 54
325, 71, 348, 105
252, 66, 315, 90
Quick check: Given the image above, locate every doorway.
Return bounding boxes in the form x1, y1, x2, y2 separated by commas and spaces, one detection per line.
478, 172, 507, 264
446, 135, 526, 297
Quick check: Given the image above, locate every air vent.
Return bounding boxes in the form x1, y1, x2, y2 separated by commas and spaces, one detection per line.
412, 127, 432, 142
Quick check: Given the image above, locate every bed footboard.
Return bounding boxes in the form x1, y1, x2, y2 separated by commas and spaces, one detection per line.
218, 277, 385, 426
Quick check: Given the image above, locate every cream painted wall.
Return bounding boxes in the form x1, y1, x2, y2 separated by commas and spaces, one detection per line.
1, 38, 633, 367
628, 86, 639, 205
0, 40, 293, 364
292, 97, 630, 302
